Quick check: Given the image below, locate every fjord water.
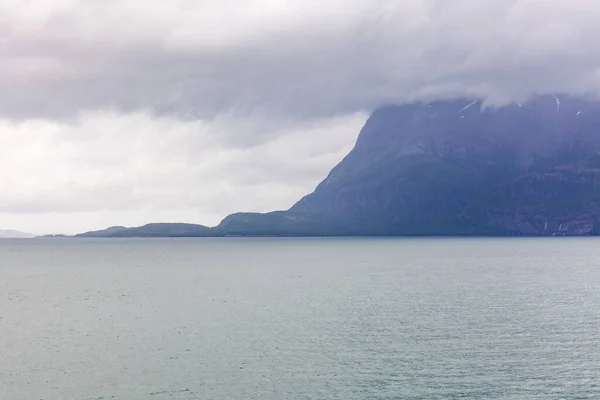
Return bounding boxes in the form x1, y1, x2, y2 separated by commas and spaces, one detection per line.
1, 238, 599, 400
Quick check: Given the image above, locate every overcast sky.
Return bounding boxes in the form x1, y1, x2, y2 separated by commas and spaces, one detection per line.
2, 0, 600, 234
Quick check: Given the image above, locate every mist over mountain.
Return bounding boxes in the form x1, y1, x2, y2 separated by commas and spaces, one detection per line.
0, 229, 35, 239
79, 94, 600, 237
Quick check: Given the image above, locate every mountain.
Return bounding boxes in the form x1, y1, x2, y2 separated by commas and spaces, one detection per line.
0, 229, 35, 238
75, 94, 600, 237
216, 211, 353, 236
76, 223, 212, 238
221, 94, 600, 236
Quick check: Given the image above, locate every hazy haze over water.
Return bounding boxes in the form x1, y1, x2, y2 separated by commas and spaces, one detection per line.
1, 238, 599, 399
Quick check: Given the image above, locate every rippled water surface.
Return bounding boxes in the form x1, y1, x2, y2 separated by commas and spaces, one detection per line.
1, 237, 600, 399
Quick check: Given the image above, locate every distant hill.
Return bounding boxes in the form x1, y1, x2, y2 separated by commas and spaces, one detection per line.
76, 223, 212, 238
0, 229, 35, 238
76, 94, 600, 237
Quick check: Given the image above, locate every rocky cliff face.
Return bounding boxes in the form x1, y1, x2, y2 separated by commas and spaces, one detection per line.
471, 164, 600, 236
285, 94, 600, 235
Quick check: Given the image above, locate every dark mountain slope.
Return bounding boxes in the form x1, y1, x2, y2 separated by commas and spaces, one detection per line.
75, 94, 600, 237
224, 94, 600, 236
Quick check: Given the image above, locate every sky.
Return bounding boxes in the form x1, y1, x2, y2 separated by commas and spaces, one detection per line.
2, 0, 600, 234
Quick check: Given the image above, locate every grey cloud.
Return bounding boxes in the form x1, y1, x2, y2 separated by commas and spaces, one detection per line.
2, 0, 600, 122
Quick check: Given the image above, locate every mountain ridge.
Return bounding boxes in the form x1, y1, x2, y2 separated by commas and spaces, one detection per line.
75, 94, 600, 237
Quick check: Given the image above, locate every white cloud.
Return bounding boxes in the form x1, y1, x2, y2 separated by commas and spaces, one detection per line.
0, 111, 366, 234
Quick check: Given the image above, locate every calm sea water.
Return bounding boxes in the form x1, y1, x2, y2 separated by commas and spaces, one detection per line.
1, 237, 599, 400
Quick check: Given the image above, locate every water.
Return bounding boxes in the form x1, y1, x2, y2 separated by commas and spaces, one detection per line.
1, 237, 599, 400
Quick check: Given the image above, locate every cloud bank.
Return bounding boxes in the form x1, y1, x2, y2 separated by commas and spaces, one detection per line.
2, 0, 600, 233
